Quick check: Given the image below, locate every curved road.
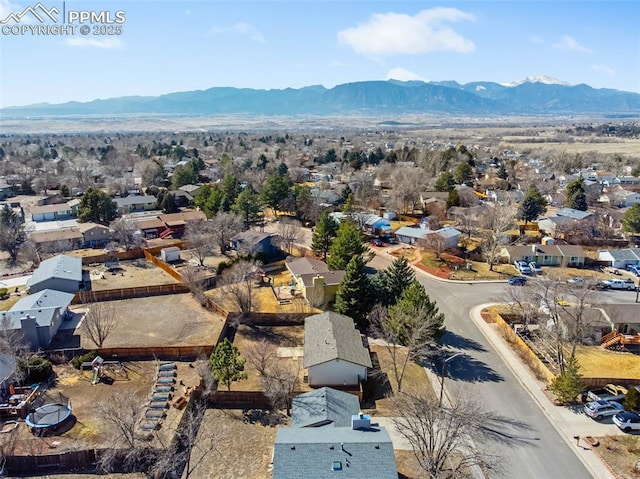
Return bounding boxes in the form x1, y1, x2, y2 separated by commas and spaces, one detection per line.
369, 253, 615, 479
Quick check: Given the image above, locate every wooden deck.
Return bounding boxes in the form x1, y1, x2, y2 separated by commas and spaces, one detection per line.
601, 330, 640, 349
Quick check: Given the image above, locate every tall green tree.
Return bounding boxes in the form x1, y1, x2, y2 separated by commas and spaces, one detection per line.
388, 281, 446, 345
446, 189, 460, 208
233, 186, 262, 229
434, 171, 455, 192
171, 163, 198, 189
565, 177, 588, 211
327, 220, 371, 271
78, 187, 119, 225
0, 204, 26, 263
549, 355, 583, 405
209, 338, 247, 391
261, 171, 292, 217
517, 185, 547, 225
454, 162, 474, 186
334, 255, 372, 329
623, 204, 640, 233
496, 163, 509, 180
383, 257, 416, 306
160, 192, 179, 213
311, 211, 338, 261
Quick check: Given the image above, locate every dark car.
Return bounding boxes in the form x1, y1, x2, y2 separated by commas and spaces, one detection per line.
613, 411, 640, 432
508, 276, 527, 286
371, 239, 384, 247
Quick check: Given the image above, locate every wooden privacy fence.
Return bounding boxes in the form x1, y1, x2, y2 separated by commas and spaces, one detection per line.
96, 345, 214, 361
495, 313, 556, 384
143, 249, 185, 283
75, 241, 185, 265
72, 283, 190, 303
4, 448, 101, 472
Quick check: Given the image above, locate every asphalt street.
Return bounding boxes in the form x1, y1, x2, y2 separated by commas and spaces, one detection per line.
369, 253, 624, 479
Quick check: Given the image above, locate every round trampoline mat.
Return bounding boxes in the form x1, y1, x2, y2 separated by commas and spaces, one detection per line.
25, 403, 72, 428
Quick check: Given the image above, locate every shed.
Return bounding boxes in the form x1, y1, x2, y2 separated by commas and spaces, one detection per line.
160, 246, 181, 263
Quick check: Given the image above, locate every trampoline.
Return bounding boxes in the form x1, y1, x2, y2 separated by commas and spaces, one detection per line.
25, 403, 73, 429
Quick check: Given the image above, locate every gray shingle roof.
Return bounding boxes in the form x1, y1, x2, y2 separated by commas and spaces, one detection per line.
273, 426, 397, 479
26, 254, 82, 289
304, 312, 372, 369
3, 289, 74, 330
291, 387, 361, 428
286, 258, 330, 278
555, 208, 592, 220
0, 353, 17, 382
114, 195, 157, 207
300, 271, 345, 287
605, 248, 640, 261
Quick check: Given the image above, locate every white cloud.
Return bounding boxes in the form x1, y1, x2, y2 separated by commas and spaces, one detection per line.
385, 67, 426, 82
591, 64, 615, 76
338, 8, 475, 56
209, 22, 264, 43
65, 38, 123, 49
553, 35, 592, 53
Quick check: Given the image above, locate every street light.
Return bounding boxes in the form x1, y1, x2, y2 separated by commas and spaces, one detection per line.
439, 352, 463, 407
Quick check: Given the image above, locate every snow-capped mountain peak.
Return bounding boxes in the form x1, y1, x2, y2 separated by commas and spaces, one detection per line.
501, 75, 575, 87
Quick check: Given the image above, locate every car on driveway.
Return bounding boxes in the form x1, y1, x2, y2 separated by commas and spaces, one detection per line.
600, 278, 636, 290
613, 411, 640, 432
371, 238, 384, 247
514, 261, 531, 274
529, 262, 543, 274
627, 265, 640, 277
583, 400, 624, 420
508, 276, 527, 286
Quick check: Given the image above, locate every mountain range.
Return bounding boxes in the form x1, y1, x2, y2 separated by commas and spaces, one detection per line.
3, 77, 640, 118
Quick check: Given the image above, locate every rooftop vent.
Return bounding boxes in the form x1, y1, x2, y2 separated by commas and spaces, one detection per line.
351, 412, 371, 430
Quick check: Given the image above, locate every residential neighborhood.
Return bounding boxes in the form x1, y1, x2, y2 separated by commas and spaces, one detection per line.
1, 122, 640, 479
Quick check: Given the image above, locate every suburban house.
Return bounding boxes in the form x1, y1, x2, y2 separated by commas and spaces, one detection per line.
304, 312, 372, 387
114, 195, 157, 215
135, 217, 167, 239
157, 210, 207, 239
2, 289, 75, 349
291, 387, 361, 428
538, 209, 593, 237
420, 191, 449, 211
77, 222, 111, 248
446, 205, 489, 227
26, 254, 83, 294
229, 230, 279, 258
286, 258, 345, 304
394, 224, 461, 249
30, 200, 79, 222
178, 184, 202, 197
598, 248, 640, 269
170, 190, 194, 207
329, 212, 392, 235
502, 244, 587, 267
272, 415, 397, 479
0, 353, 17, 397
609, 188, 640, 208
30, 229, 84, 252
596, 304, 640, 336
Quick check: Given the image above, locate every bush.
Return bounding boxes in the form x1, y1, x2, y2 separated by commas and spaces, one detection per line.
625, 387, 640, 412
17, 356, 53, 385
0, 288, 8, 300
71, 350, 98, 370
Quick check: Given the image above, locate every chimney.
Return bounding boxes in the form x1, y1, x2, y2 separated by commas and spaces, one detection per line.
351, 412, 371, 430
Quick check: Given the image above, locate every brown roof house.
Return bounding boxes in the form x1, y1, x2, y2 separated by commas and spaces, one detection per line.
303, 312, 372, 388
286, 257, 345, 306
502, 243, 587, 267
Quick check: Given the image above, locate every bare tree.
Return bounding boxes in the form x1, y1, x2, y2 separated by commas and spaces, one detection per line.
390, 166, 424, 214
481, 203, 516, 271
418, 233, 448, 261
181, 264, 207, 306
185, 219, 214, 266
80, 300, 119, 348
277, 218, 302, 254
245, 339, 277, 377
220, 259, 263, 315
393, 387, 532, 479
110, 217, 140, 251
558, 279, 601, 358
210, 212, 243, 254
369, 303, 441, 393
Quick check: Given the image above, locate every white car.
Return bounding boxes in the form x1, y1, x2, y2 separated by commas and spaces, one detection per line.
514, 261, 531, 274
583, 400, 623, 420
529, 262, 543, 274
600, 278, 636, 291
613, 412, 640, 432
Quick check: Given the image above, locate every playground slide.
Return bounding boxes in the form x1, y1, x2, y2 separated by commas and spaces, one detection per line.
91, 369, 98, 384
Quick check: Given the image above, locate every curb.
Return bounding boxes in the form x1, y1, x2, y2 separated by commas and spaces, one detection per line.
469, 303, 615, 479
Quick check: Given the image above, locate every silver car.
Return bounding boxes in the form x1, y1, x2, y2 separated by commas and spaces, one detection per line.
583, 400, 623, 420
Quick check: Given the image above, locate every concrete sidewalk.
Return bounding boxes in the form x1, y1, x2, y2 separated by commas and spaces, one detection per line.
469, 303, 617, 479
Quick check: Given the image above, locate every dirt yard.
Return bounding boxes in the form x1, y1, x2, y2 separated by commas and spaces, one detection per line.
2, 361, 201, 456
65, 294, 225, 349
186, 409, 279, 479
595, 434, 640, 479
231, 324, 309, 392
88, 258, 179, 291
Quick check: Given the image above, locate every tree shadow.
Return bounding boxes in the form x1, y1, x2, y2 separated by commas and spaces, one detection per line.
438, 331, 487, 352
428, 351, 504, 384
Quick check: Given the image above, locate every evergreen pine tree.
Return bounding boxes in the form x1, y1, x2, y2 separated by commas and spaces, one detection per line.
208, 338, 247, 391
311, 211, 338, 261
327, 221, 370, 270
517, 185, 547, 224
549, 355, 584, 405
565, 177, 588, 211
384, 257, 416, 306
334, 255, 371, 329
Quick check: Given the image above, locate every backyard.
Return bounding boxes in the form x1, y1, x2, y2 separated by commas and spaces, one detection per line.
88, 258, 179, 291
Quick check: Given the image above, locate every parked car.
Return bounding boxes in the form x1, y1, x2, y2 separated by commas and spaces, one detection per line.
529, 262, 543, 274
600, 278, 636, 291
627, 265, 640, 277
567, 276, 584, 285
587, 384, 628, 402
613, 412, 640, 432
508, 276, 527, 286
583, 400, 624, 420
514, 261, 531, 274
370, 238, 384, 247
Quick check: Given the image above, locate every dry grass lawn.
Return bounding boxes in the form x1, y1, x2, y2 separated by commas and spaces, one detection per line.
230, 324, 309, 392
89, 259, 179, 291
0, 285, 25, 311
576, 345, 640, 380
396, 450, 424, 479
186, 409, 279, 479
207, 282, 321, 315
595, 434, 640, 479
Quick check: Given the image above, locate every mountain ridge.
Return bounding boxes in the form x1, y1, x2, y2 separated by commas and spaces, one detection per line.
3, 79, 639, 118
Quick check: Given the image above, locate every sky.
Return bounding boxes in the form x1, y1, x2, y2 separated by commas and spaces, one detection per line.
0, 0, 639, 108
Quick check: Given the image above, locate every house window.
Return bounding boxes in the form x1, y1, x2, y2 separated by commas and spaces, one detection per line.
332, 461, 342, 471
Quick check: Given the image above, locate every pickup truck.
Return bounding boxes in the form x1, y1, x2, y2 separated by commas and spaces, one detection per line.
600, 278, 636, 290
587, 384, 628, 403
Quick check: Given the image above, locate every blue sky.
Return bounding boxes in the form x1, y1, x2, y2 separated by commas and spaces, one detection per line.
1, 0, 639, 107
